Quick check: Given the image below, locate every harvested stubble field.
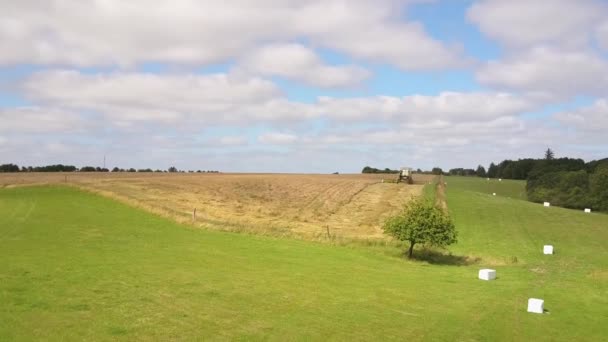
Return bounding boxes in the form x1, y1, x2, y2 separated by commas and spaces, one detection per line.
0, 172, 432, 240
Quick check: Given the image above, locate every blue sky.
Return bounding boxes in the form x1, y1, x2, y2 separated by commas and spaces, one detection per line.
1, 0, 607, 172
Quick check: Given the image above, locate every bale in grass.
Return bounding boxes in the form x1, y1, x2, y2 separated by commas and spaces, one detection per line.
478, 269, 496, 281
528, 298, 544, 314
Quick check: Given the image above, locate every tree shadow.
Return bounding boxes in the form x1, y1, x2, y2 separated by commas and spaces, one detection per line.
411, 248, 481, 266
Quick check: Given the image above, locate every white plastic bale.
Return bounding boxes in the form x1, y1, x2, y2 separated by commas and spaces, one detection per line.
543, 245, 554, 255
478, 269, 497, 281
585, 208, 591, 213
527, 298, 544, 314
544, 202, 551, 207
493, 193, 496, 196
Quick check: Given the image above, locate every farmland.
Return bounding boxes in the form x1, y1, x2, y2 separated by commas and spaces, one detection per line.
1, 176, 606, 340
0, 172, 431, 240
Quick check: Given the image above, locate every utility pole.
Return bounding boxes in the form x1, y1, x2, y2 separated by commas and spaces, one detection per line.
103, 155, 106, 169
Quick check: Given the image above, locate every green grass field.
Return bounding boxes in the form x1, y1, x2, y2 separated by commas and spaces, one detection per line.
445, 176, 527, 200
1, 181, 607, 341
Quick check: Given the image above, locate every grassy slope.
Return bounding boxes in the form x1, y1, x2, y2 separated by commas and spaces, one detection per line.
1, 184, 607, 341
445, 176, 527, 200
445, 177, 607, 340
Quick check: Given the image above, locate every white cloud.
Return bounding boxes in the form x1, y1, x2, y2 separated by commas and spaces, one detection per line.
237, 43, 370, 88
468, 0, 606, 48
2, 1, 607, 171
598, 21, 608, 50
214, 136, 249, 146
306, 115, 531, 147
0, 0, 464, 70
319, 91, 538, 123
9, 68, 594, 171
22, 70, 541, 130
258, 132, 298, 145
476, 47, 608, 98
21, 70, 290, 127
554, 99, 608, 132
0, 106, 86, 133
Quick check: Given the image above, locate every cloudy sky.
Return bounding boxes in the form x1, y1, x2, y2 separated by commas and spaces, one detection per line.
1, 0, 607, 172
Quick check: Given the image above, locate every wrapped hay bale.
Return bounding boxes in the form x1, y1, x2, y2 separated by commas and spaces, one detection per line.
478, 269, 496, 281
527, 298, 544, 314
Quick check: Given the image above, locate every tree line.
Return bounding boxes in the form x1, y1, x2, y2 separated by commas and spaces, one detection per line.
444, 149, 608, 212
362, 166, 438, 175
0, 164, 79, 172
361, 166, 400, 174
0, 163, 220, 174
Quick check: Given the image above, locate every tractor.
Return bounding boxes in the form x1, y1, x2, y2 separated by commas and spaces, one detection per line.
397, 167, 414, 184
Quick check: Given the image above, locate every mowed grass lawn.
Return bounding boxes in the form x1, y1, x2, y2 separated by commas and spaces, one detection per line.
1, 183, 607, 341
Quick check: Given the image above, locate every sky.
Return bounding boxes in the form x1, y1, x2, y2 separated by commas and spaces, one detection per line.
1, 0, 607, 173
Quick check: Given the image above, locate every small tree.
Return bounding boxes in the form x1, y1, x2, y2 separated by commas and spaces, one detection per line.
382, 198, 457, 258
545, 148, 555, 160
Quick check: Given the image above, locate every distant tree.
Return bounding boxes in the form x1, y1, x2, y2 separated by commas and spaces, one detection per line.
590, 165, 608, 211
476, 165, 487, 177
168, 166, 178, 173
431, 167, 443, 175
112, 167, 121, 172
545, 148, 555, 160
0, 164, 20, 172
382, 198, 457, 258
362, 166, 399, 174
487, 162, 498, 178
80, 166, 96, 172
127, 168, 136, 173
34, 164, 78, 172
448, 168, 462, 176
586, 158, 608, 173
